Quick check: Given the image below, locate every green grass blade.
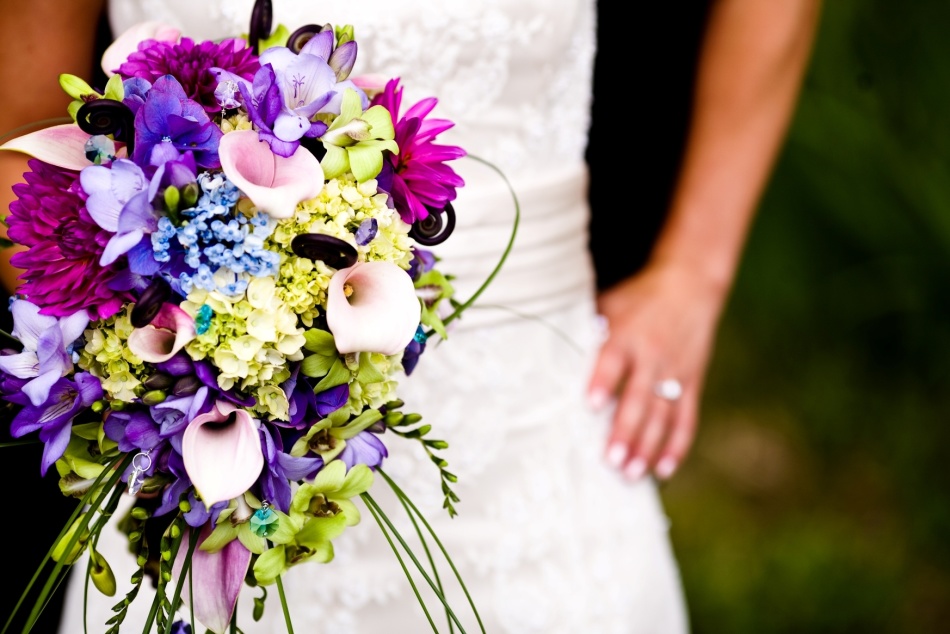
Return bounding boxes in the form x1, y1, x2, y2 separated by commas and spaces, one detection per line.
362, 492, 468, 633
378, 469, 486, 634
21, 452, 132, 633
398, 493, 453, 633
427, 154, 521, 335
141, 518, 185, 634
361, 493, 440, 633
0, 439, 41, 448
2, 453, 124, 634
162, 526, 199, 634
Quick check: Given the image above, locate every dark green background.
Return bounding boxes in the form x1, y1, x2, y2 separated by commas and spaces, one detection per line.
655, 2, 950, 632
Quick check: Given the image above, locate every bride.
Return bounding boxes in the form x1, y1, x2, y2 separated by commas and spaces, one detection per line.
0, 0, 820, 631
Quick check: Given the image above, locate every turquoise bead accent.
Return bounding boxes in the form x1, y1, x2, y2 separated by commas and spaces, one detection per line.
250, 507, 278, 537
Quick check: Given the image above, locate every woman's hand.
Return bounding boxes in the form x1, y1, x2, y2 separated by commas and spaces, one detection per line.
585, 0, 821, 482
587, 262, 728, 481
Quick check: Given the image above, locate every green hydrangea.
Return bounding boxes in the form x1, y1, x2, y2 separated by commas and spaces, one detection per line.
181, 278, 307, 420
77, 307, 147, 403
269, 175, 414, 326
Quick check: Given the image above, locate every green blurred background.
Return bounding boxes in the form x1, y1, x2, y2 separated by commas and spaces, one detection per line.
659, 2, 950, 632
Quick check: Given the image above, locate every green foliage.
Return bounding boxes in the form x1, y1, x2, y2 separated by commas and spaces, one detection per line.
663, 2, 950, 632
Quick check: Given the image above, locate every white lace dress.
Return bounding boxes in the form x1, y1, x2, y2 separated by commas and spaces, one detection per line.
60, 1, 690, 632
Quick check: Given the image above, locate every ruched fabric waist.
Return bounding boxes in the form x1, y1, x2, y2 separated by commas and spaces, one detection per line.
431, 159, 595, 330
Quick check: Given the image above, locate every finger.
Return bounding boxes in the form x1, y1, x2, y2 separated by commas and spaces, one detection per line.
605, 359, 655, 469
587, 340, 627, 411
625, 396, 674, 481
655, 386, 699, 480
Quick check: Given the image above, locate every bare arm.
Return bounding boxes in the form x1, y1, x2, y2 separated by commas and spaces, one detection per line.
0, 0, 105, 292
589, 0, 823, 480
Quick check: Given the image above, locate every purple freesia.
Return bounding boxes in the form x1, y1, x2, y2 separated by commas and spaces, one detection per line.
10, 373, 102, 475
258, 424, 322, 512
258, 45, 338, 136
122, 77, 153, 115
156, 449, 193, 517
80, 159, 163, 266
0, 300, 89, 406
239, 62, 329, 158
298, 30, 355, 80
401, 328, 427, 376
407, 247, 437, 280
293, 30, 365, 115
281, 366, 316, 429
93, 148, 198, 272
132, 75, 223, 169
338, 431, 388, 471
316, 383, 349, 417
104, 409, 162, 453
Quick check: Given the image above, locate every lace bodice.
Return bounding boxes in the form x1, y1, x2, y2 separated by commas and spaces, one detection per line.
110, 0, 596, 179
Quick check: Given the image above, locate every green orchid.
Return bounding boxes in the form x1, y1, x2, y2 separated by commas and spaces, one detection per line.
289, 407, 384, 461
320, 89, 398, 182
201, 493, 294, 557
60, 73, 125, 121
253, 461, 372, 585
55, 421, 119, 498
416, 269, 456, 339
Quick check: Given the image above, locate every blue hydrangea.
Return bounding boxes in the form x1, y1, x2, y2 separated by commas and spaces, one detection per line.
154, 173, 280, 296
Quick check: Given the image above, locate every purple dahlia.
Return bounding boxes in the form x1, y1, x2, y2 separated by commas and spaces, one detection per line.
117, 37, 259, 113
372, 78, 466, 224
8, 160, 130, 319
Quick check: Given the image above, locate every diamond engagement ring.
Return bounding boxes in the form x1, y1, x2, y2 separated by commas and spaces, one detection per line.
654, 378, 683, 401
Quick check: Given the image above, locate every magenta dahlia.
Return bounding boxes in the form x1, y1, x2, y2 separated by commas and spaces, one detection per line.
116, 37, 259, 113
372, 78, 466, 224
7, 160, 130, 320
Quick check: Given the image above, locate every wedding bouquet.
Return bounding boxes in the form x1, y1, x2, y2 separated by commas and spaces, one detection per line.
0, 2, 501, 632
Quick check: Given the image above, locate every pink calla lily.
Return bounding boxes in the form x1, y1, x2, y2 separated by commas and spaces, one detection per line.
183, 402, 265, 507
326, 261, 421, 355
127, 303, 197, 364
219, 130, 324, 219
351, 73, 390, 98
172, 523, 251, 634
101, 21, 181, 76
0, 124, 93, 171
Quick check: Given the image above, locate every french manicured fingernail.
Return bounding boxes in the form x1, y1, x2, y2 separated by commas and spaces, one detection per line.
624, 458, 647, 481
655, 457, 678, 480
588, 388, 608, 410
606, 443, 627, 469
